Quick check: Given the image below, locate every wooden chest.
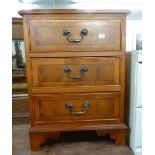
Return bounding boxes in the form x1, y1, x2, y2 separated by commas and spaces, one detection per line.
19, 9, 130, 151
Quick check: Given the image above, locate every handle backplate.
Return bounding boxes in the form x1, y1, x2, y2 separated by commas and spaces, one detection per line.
63, 29, 88, 43
64, 65, 88, 80
65, 101, 89, 116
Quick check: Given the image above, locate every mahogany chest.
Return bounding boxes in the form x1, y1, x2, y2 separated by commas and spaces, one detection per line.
19, 9, 130, 151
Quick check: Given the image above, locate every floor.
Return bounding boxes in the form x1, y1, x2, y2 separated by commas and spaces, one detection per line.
13, 125, 133, 155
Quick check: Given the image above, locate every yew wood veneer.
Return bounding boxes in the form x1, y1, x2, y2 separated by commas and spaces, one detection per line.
19, 9, 130, 151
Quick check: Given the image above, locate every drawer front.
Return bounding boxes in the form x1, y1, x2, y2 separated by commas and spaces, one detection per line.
33, 93, 120, 124
12, 24, 23, 40
31, 57, 120, 91
12, 95, 28, 114
29, 20, 121, 52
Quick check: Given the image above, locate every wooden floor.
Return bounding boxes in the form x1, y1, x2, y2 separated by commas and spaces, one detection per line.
13, 125, 133, 155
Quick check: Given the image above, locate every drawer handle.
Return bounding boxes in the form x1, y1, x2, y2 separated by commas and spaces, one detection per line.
65, 101, 89, 116
63, 29, 88, 43
64, 65, 88, 80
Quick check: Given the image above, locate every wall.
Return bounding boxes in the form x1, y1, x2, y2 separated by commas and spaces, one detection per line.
126, 20, 142, 51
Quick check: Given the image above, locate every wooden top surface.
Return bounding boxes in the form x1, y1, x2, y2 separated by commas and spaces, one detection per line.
18, 9, 130, 16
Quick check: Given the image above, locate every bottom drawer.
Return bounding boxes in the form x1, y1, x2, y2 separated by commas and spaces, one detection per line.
33, 93, 120, 124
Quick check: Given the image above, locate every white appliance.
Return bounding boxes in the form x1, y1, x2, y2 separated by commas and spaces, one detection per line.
125, 50, 142, 155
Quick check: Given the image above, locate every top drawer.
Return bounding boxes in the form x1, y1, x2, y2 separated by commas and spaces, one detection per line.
29, 20, 122, 52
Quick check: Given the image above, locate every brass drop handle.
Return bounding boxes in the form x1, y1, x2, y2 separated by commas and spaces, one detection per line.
63, 29, 88, 43
64, 65, 88, 80
65, 101, 89, 116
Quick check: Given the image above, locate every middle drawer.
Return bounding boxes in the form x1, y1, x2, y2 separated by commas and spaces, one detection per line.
31, 57, 121, 93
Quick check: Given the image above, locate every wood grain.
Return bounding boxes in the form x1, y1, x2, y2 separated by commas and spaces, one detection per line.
12, 17, 23, 40
31, 57, 120, 88
18, 9, 130, 15
29, 20, 121, 52
19, 9, 129, 151
33, 93, 120, 123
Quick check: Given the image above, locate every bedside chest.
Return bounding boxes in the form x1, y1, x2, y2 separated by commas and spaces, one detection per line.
19, 9, 130, 151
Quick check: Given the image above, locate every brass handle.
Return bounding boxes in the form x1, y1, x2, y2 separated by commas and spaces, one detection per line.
65, 101, 89, 116
70, 111, 85, 115
63, 29, 88, 43
64, 65, 88, 80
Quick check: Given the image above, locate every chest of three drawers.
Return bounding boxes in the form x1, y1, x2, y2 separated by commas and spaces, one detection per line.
19, 9, 130, 151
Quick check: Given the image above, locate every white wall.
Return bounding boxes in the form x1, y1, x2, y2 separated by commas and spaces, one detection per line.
126, 20, 142, 51
12, 0, 142, 18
